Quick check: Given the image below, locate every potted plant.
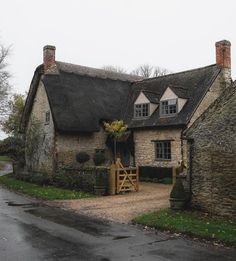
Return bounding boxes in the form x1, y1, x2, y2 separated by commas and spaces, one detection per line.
169, 177, 186, 210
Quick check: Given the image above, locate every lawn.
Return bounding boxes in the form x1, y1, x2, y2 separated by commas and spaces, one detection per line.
0, 155, 12, 161
133, 209, 236, 246
0, 174, 93, 200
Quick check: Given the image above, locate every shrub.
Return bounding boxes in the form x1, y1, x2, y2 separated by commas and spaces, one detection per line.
76, 152, 90, 164
93, 152, 105, 166
54, 167, 109, 194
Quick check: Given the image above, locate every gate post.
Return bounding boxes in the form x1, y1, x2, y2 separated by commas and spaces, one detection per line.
116, 158, 120, 194
109, 164, 116, 195
136, 164, 139, 192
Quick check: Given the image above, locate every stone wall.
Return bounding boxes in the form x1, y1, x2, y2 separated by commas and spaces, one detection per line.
186, 84, 236, 218
56, 128, 113, 167
133, 128, 185, 167
25, 80, 55, 174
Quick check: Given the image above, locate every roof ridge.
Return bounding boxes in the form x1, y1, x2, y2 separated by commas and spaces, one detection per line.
137, 64, 219, 83
56, 61, 142, 82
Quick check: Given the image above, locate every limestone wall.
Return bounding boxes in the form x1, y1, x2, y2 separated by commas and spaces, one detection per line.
25, 80, 55, 174
133, 128, 185, 167
56, 128, 113, 167
186, 84, 236, 218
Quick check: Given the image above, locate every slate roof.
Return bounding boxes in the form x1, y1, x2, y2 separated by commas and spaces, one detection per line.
123, 64, 221, 129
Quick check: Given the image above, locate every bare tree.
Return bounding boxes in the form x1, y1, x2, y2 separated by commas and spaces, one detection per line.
131, 64, 171, 78
152, 66, 170, 77
131, 64, 153, 78
102, 65, 127, 74
0, 44, 11, 120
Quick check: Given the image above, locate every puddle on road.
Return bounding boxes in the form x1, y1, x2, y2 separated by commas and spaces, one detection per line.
112, 235, 131, 240
7, 201, 40, 208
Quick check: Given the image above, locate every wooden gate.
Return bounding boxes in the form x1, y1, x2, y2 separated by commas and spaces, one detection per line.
115, 158, 139, 193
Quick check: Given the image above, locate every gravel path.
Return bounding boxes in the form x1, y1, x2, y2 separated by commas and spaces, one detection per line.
48, 182, 172, 223
0, 161, 13, 176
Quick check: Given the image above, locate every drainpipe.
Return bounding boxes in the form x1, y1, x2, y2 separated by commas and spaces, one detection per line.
181, 130, 194, 201
188, 139, 194, 200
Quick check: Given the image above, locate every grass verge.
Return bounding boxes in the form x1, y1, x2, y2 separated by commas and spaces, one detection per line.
0, 174, 93, 200
133, 209, 236, 246
0, 155, 12, 161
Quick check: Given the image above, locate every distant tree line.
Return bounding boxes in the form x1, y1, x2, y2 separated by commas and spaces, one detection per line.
102, 64, 171, 78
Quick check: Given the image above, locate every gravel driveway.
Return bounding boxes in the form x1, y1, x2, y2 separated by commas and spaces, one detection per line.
48, 182, 172, 223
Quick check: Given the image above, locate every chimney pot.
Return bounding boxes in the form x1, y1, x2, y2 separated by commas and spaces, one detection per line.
43, 45, 56, 72
215, 40, 231, 69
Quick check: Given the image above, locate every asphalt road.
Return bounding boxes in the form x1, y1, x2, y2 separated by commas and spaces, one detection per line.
0, 168, 235, 260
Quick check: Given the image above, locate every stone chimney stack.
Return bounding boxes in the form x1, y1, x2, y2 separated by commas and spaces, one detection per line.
215, 40, 231, 69
43, 45, 56, 73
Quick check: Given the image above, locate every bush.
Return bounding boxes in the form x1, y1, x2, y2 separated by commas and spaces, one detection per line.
93, 152, 105, 166
14, 170, 51, 186
54, 166, 109, 194
76, 152, 90, 164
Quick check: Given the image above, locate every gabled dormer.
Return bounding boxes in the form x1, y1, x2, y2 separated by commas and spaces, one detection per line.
160, 87, 187, 117
133, 91, 158, 119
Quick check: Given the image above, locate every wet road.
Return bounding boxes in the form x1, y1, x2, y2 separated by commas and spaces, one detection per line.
0, 186, 235, 260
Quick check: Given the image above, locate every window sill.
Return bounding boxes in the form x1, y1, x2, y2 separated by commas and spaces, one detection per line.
132, 116, 150, 120
155, 159, 172, 161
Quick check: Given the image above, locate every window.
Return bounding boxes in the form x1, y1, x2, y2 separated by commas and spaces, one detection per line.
160, 99, 177, 116
134, 103, 149, 118
155, 141, 171, 160
95, 149, 105, 154
45, 111, 50, 124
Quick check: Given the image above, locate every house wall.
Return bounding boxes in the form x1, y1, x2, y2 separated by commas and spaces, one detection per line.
186, 85, 236, 218
25, 80, 55, 174
133, 128, 186, 167
56, 128, 113, 167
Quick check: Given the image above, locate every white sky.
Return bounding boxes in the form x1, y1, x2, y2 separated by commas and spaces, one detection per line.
0, 0, 236, 139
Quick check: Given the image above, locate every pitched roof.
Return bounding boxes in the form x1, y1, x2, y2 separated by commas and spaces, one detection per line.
22, 62, 137, 133
185, 80, 236, 138
123, 64, 221, 129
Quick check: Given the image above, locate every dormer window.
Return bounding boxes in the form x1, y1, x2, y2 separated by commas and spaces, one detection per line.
160, 99, 177, 116
134, 103, 149, 118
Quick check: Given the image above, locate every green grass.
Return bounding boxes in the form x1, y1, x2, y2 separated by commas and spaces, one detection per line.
133, 209, 236, 246
0, 174, 93, 200
0, 155, 12, 161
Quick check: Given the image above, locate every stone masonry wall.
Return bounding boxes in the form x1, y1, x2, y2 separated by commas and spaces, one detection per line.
186, 84, 236, 218
56, 128, 113, 167
134, 128, 185, 168
25, 80, 55, 174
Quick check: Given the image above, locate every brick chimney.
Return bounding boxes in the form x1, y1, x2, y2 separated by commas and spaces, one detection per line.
215, 40, 231, 69
43, 45, 56, 73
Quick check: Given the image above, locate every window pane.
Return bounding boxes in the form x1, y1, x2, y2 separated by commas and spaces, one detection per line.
134, 103, 149, 118
161, 99, 177, 115
156, 141, 171, 160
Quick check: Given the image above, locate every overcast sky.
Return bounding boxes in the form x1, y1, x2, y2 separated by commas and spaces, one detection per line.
0, 0, 236, 138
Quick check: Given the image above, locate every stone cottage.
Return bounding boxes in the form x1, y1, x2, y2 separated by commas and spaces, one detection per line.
21, 40, 232, 175
184, 80, 236, 218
